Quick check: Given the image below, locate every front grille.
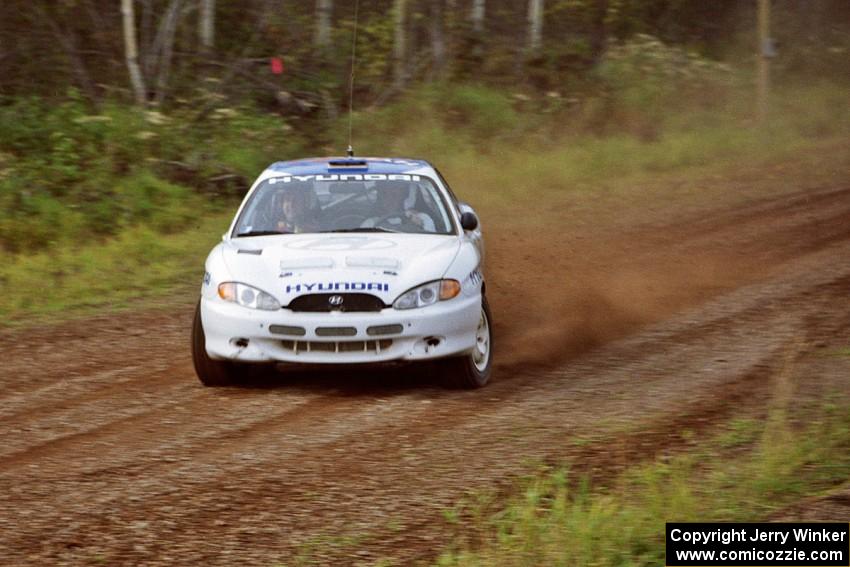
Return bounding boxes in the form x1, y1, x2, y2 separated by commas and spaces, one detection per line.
366, 324, 404, 336
287, 293, 386, 313
280, 339, 393, 354
315, 326, 357, 337
269, 324, 306, 336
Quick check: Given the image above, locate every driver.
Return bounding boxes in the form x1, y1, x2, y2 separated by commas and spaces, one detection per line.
276, 187, 318, 233
361, 181, 435, 232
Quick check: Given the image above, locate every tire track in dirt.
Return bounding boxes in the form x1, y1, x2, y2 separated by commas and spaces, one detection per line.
33, 248, 847, 565
3, 243, 849, 565
0, 373, 341, 472
1, 183, 850, 564
659, 185, 850, 243
0, 311, 187, 390
0, 364, 175, 422
491, 184, 850, 369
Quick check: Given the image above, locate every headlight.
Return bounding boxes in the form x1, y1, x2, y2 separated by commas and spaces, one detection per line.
393, 279, 461, 310
218, 282, 281, 310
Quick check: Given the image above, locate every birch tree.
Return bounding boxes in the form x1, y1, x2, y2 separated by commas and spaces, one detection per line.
462, 0, 485, 67
121, 0, 147, 105
314, 0, 332, 49
527, 0, 544, 55
393, 0, 407, 89
429, 0, 446, 77
153, 0, 182, 105
470, 0, 485, 34
198, 0, 215, 52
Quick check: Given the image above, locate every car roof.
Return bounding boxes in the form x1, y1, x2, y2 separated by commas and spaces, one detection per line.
265, 156, 434, 177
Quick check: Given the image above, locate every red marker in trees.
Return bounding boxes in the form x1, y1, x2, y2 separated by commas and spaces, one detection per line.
270, 57, 285, 75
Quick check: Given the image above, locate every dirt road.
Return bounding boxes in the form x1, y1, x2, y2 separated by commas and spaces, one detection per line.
1, 183, 849, 565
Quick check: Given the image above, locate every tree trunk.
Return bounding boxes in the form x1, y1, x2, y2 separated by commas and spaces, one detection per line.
121, 0, 148, 105
443, 0, 458, 70
470, 0, 485, 34
140, 0, 155, 78
527, 0, 543, 55
37, 6, 99, 104
590, 0, 608, 62
393, 0, 407, 89
756, 0, 771, 122
199, 0, 215, 52
429, 0, 446, 78
154, 0, 183, 105
314, 0, 332, 49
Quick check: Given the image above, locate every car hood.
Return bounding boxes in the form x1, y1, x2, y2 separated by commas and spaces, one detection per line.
220, 233, 462, 306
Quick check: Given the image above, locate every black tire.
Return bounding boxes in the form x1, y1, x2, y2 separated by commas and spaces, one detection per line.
442, 296, 494, 389
191, 300, 240, 386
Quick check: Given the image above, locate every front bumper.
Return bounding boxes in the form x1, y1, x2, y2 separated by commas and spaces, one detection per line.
200, 294, 482, 364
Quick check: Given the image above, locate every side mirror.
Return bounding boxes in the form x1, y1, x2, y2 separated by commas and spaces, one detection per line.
460, 212, 479, 231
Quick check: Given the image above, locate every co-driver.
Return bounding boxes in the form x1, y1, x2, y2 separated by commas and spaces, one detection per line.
361, 181, 435, 232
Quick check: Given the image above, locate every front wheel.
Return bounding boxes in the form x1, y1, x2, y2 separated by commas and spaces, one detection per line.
191, 300, 241, 386
442, 296, 493, 389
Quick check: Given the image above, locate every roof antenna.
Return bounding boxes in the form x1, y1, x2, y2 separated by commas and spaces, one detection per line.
346, 0, 360, 158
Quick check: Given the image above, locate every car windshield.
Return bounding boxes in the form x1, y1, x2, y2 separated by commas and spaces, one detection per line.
232, 174, 456, 237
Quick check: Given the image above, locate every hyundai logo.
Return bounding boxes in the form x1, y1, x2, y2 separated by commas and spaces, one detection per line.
328, 295, 344, 307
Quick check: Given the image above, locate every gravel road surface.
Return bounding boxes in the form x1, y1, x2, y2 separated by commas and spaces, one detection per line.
1, 184, 849, 565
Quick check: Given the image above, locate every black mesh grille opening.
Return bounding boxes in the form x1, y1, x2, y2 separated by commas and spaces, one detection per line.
279, 339, 394, 353
367, 324, 404, 336
269, 325, 306, 336
287, 293, 386, 313
315, 326, 357, 337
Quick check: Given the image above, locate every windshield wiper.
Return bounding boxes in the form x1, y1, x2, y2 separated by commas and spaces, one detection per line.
235, 229, 291, 237
320, 227, 401, 234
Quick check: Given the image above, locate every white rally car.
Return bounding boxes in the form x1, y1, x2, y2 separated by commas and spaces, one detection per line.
192, 157, 493, 388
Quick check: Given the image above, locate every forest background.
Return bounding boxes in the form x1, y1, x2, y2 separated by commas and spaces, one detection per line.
0, 0, 848, 318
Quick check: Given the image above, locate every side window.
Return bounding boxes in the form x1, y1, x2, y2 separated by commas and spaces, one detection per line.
417, 184, 451, 233
434, 168, 461, 214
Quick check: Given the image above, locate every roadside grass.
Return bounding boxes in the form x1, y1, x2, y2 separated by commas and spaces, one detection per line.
1, 83, 848, 324
2, 132, 847, 326
437, 134, 850, 220
435, 401, 850, 567
350, 82, 850, 211
0, 211, 231, 324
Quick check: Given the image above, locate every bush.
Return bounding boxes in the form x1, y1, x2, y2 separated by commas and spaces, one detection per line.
0, 97, 307, 251
344, 83, 521, 159
440, 84, 519, 139
596, 34, 736, 137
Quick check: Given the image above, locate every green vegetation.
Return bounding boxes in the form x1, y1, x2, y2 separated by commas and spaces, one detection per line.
0, 27, 847, 323
1, 77, 848, 323
1, 2, 847, 563
5, 2, 848, 106
348, 78, 850, 209
0, 212, 231, 323
0, 96, 305, 253
0, 95, 305, 322
436, 403, 850, 566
